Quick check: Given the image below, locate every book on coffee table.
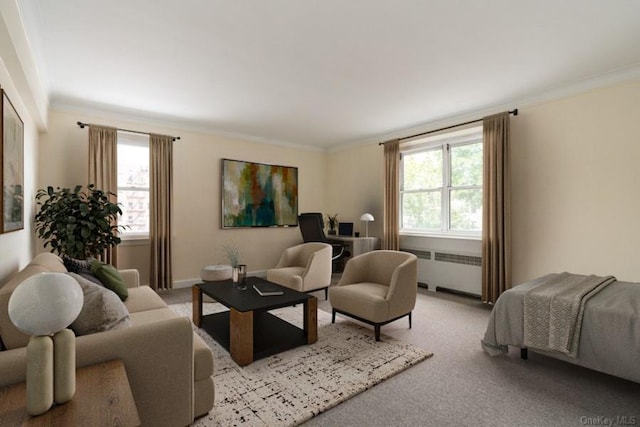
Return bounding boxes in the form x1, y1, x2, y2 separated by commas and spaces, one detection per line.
253, 282, 284, 296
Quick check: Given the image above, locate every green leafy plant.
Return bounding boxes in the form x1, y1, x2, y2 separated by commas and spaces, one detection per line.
34, 185, 125, 259
326, 213, 338, 233
221, 243, 241, 267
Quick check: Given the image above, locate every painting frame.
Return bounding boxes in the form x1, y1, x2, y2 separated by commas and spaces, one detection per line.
1, 88, 25, 233
221, 158, 298, 228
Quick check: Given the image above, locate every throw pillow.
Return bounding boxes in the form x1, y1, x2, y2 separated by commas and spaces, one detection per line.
90, 260, 129, 301
77, 271, 104, 286
68, 273, 131, 336
62, 255, 92, 274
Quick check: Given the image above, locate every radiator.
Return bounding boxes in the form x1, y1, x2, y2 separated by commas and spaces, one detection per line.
401, 248, 482, 297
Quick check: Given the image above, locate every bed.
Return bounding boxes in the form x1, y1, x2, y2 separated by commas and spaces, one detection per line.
482, 273, 640, 384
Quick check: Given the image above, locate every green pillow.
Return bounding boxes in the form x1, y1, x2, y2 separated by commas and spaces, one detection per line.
90, 260, 129, 301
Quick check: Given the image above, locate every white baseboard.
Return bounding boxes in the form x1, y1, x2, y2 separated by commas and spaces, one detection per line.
172, 270, 268, 289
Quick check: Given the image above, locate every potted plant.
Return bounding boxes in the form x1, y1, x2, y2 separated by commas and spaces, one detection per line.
34, 185, 124, 259
326, 213, 338, 235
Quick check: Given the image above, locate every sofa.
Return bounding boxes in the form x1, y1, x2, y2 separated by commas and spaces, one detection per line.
0, 252, 214, 426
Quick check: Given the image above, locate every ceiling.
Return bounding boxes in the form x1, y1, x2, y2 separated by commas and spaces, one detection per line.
17, 1, 640, 149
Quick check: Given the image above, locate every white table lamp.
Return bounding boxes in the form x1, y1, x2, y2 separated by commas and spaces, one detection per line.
8, 272, 83, 415
360, 213, 374, 237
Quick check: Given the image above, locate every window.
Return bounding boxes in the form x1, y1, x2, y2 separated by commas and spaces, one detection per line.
400, 128, 483, 236
117, 132, 149, 237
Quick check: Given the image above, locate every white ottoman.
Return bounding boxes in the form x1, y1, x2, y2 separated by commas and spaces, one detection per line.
200, 265, 232, 282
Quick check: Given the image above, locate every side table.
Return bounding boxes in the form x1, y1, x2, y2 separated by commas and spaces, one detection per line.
0, 359, 140, 426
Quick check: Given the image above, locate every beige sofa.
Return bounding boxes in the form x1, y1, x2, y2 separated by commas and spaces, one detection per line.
0, 252, 214, 426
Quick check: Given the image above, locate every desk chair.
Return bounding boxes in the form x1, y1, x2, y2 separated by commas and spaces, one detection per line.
298, 213, 349, 271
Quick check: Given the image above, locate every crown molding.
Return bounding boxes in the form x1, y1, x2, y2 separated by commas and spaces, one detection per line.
50, 63, 640, 155
50, 97, 327, 153
328, 63, 640, 153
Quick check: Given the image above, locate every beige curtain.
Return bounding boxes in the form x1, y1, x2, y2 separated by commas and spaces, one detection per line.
383, 139, 400, 250
149, 134, 173, 291
88, 125, 118, 266
481, 112, 512, 303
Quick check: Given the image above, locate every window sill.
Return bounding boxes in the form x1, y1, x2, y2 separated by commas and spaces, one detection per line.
400, 231, 481, 241
120, 235, 150, 246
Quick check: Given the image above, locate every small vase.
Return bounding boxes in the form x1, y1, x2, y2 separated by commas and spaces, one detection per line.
237, 265, 247, 291
232, 267, 239, 288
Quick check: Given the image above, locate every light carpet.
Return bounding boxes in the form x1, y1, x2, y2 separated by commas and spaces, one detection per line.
169, 302, 432, 426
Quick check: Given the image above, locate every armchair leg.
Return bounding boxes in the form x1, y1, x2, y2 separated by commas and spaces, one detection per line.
332, 309, 336, 324
324, 288, 328, 300
408, 312, 412, 329
374, 325, 381, 342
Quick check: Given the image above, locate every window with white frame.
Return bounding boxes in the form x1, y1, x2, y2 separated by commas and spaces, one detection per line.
400, 128, 483, 236
117, 132, 149, 238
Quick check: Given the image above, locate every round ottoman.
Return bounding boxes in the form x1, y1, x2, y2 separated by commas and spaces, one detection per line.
200, 265, 232, 282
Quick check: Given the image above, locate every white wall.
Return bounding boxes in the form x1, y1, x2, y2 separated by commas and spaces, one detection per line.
38, 109, 328, 286
0, 58, 39, 285
326, 143, 384, 237
511, 79, 640, 284
0, 2, 45, 287
329, 78, 640, 291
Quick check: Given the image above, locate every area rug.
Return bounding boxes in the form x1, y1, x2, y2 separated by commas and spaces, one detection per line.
169, 302, 432, 427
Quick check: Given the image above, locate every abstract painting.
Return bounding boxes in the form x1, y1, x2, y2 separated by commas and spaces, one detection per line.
222, 158, 298, 228
1, 88, 24, 233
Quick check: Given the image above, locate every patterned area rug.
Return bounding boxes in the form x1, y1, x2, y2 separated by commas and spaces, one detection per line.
169, 302, 432, 426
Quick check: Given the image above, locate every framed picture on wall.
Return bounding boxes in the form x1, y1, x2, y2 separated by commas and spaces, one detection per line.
221, 158, 298, 228
1, 87, 24, 233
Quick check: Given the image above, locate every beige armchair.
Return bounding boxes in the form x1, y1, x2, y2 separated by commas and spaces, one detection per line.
329, 250, 418, 341
266, 242, 332, 299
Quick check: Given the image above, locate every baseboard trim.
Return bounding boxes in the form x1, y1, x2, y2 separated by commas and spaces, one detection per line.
173, 270, 268, 289
434, 286, 481, 299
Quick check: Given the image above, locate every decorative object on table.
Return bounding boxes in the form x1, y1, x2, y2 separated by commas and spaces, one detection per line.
221, 158, 298, 228
1, 87, 24, 233
221, 243, 241, 286
326, 213, 338, 235
200, 265, 232, 282
34, 185, 125, 259
7, 272, 84, 415
338, 222, 354, 236
253, 281, 284, 296
360, 213, 375, 237
236, 264, 248, 290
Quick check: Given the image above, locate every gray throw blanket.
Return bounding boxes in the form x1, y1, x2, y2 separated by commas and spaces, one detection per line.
523, 272, 615, 357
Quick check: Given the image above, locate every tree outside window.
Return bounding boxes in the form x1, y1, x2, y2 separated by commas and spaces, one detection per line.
401, 134, 482, 235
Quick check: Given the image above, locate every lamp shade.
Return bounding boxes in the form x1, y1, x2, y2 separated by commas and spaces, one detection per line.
8, 273, 83, 336
360, 213, 374, 222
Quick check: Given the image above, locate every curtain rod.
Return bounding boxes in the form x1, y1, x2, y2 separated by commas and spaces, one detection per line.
76, 121, 181, 141
378, 109, 518, 145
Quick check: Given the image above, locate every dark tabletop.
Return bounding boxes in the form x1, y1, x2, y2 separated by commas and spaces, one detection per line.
196, 276, 312, 312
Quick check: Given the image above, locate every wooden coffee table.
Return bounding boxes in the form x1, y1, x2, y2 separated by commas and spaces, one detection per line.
193, 277, 317, 366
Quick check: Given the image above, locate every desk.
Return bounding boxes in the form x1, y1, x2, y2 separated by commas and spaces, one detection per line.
327, 236, 380, 258
0, 359, 140, 426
